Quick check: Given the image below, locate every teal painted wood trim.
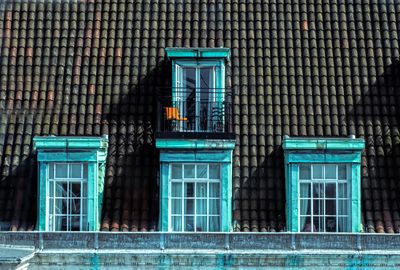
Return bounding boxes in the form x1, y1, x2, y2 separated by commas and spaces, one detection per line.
165, 47, 230, 60
287, 152, 362, 164
160, 151, 232, 163
37, 151, 99, 162
159, 149, 233, 232
283, 137, 364, 151
33, 136, 108, 150
160, 163, 169, 232
97, 162, 106, 230
289, 164, 299, 232
38, 162, 47, 231
156, 139, 235, 150
351, 163, 362, 232
221, 162, 232, 231
87, 162, 96, 231
35, 136, 108, 231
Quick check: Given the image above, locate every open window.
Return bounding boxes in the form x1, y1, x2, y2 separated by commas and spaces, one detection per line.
283, 136, 364, 233
174, 61, 223, 132
158, 48, 231, 136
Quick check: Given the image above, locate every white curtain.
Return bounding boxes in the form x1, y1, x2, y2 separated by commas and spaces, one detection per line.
209, 183, 220, 231
300, 184, 310, 231
338, 183, 347, 232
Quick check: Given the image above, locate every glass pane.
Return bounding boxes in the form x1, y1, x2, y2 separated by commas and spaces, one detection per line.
56, 199, 66, 215
196, 216, 207, 231
312, 164, 323, 179
209, 216, 220, 232
325, 164, 336, 179
172, 216, 182, 231
171, 164, 182, 179
209, 199, 220, 215
196, 183, 207, 197
299, 183, 311, 198
338, 165, 347, 179
338, 199, 348, 216
71, 216, 80, 231
299, 164, 311, 179
185, 216, 194, 231
300, 199, 310, 215
325, 183, 336, 198
325, 200, 336, 215
185, 199, 194, 214
209, 183, 220, 197
184, 183, 194, 197
61, 216, 68, 231
55, 164, 68, 178
70, 197, 81, 215
313, 216, 324, 232
82, 196, 87, 216
171, 199, 182, 214
338, 216, 348, 232
209, 164, 220, 179
196, 164, 207, 178
171, 182, 182, 197
184, 165, 195, 178
49, 163, 55, 179
300, 217, 312, 232
200, 67, 212, 89
70, 164, 82, 178
71, 183, 81, 198
313, 199, 324, 215
338, 183, 347, 198
82, 164, 88, 178
196, 199, 207, 215
184, 68, 196, 89
313, 183, 323, 198
81, 214, 88, 230
49, 197, 54, 215
55, 182, 67, 198
49, 181, 54, 197
326, 217, 337, 232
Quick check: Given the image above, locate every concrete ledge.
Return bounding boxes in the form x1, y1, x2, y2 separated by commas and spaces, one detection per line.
1, 232, 400, 250
2, 232, 400, 267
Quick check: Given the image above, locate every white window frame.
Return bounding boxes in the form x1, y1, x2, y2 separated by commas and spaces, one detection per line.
47, 162, 88, 231
298, 163, 351, 232
169, 163, 221, 232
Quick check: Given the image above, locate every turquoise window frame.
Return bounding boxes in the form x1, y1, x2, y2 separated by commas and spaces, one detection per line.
283, 137, 365, 232
157, 138, 235, 232
33, 136, 108, 231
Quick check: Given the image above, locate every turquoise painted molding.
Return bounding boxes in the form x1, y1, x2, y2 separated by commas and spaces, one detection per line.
33, 136, 108, 231
283, 136, 364, 233
283, 137, 365, 151
156, 138, 235, 150
158, 149, 233, 232
165, 47, 230, 60
33, 136, 108, 150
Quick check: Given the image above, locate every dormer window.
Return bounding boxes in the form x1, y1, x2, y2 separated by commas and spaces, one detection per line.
33, 136, 108, 231
283, 136, 364, 232
158, 48, 231, 136
155, 48, 235, 232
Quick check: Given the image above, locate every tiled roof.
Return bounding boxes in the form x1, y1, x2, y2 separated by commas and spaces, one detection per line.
0, 0, 400, 233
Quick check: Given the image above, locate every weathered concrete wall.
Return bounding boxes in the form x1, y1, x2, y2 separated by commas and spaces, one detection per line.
0, 233, 399, 268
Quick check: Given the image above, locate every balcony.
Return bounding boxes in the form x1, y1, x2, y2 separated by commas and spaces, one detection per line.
156, 88, 234, 139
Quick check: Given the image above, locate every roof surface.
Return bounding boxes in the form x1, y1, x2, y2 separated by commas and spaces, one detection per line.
0, 0, 400, 233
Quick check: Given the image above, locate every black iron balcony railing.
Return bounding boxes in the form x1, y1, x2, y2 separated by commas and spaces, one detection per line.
156, 88, 233, 138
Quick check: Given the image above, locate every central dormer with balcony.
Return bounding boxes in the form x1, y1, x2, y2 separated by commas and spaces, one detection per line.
155, 48, 235, 232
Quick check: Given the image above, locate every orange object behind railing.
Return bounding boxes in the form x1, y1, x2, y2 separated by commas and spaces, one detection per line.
165, 107, 188, 121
